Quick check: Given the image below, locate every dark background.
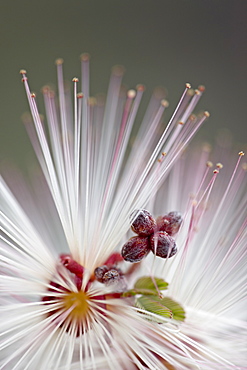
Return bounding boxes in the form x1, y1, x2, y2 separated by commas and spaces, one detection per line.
1, 0, 247, 167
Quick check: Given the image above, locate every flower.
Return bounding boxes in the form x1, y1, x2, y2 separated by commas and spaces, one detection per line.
0, 55, 246, 369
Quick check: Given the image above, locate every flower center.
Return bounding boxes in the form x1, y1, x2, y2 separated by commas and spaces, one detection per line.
62, 291, 89, 320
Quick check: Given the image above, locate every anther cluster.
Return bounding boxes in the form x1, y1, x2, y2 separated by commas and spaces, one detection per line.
121, 209, 182, 262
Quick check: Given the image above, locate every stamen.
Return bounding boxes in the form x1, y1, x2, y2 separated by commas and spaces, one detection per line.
80, 52, 90, 98
19, 60, 210, 274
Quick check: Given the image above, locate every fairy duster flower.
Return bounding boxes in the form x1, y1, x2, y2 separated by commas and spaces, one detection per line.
0, 55, 246, 369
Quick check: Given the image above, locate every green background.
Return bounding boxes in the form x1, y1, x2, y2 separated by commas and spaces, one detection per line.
1, 0, 246, 168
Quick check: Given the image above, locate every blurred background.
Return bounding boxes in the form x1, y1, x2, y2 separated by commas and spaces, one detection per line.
1, 0, 246, 168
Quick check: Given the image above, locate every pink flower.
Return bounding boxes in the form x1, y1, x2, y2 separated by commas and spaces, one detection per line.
0, 55, 246, 369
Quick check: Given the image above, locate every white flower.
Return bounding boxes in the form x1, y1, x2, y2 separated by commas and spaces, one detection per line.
0, 56, 246, 369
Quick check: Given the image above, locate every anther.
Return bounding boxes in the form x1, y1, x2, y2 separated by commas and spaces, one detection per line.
187, 89, 194, 96
185, 83, 191, 89
153, 86, 167, 99
161, 99, 169, 108
131, 209, 156, 236
158, 153, 167, 163
55, 58, 64, 65
238, 151, 245, 156
189, 114, 196, 122
21, 112, 32, 124
136, 84, 146, 92
206, 161, 213, 168
31, 92, 36, 98
72, 77, 79, 83
80, 53, 90, 62
198, 85, 205, 92
112, 65, 125, 76
204, 111, 210, 118
156, 211, 182, 236
20, 69, 28, 82
203, 143, 212, 153
77, 92, 84, 99
127, 89, 136, 99
88, 97, 97, 106
121, 236, 150, 263
42, 85, 50, 94
216, 163, 223, 169
242, 163, 247, 171
150, 232, 177, 259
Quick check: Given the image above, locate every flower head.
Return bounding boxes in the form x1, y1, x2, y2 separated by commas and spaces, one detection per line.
0, 56, 246, 369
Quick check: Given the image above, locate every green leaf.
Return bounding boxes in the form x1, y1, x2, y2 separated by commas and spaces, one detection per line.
136, 295, 172, 320
158, 297, 186, 322
136, 295, 185, 322
134, 276, 168, 292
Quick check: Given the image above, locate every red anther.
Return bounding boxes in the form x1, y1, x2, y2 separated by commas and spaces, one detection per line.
104, 252, 123, 266
94, 264, 123, 285
102, 269, 120, 285
121, 236, 150, 263
131, 209, 156, 237
150, 232, 177, 259
60, 254, 84, 290
94, 265, 109, 283
60, 254, 84, 276
156, 211, 182, 236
